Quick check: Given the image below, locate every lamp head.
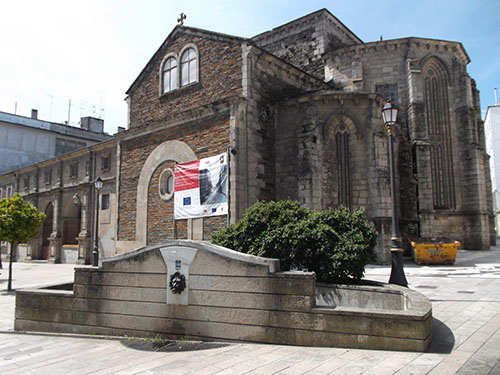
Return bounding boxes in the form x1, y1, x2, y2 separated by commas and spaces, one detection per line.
382, 101, 398, 126
94, 177, 103, 191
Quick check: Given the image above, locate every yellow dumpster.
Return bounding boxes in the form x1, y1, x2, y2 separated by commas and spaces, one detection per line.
410, 240, 460, 265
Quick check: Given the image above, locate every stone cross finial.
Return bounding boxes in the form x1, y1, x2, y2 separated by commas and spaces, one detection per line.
177, 13, 186, 26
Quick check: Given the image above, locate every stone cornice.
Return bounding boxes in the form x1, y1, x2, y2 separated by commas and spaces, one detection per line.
276, 90, 385, 107
325, 37, 470, 66
117, 98, 237, 142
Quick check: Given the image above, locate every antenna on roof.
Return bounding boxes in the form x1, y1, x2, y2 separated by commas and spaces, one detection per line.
177, 12, 186, 26
495, 88, 498, 105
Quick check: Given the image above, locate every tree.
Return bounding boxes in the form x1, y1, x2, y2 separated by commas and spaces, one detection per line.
0, 194, 46, 291
212, 200, 377, 284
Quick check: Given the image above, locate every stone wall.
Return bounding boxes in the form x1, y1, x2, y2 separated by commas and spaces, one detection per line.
127, 29, 243, 129
325, 38, 494, 249
117, 113, 230, 246
274, 92, 393, 262
15, 241, 432, 351
252, 9, 361, 80
235, 45, 331, 216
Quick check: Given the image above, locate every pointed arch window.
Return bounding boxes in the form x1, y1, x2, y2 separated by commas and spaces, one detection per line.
162, 56, 178, 94
180, 47, 198, 86
423, 60, 455, 209
336, 128, 351, 208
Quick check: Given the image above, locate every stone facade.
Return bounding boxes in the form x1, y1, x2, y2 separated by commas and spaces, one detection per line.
0, 8, 494, 264
15, 241, 433, 351
0, 140, 117, 263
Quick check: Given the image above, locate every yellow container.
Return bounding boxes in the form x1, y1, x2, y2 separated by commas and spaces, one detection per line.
410, 240, 460, 265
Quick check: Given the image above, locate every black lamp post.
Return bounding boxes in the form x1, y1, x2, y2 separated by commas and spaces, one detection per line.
382, 102, 408, 287
92, 177, 103, 267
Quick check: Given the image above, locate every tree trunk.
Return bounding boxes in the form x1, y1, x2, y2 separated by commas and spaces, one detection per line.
7, 241, 15, 291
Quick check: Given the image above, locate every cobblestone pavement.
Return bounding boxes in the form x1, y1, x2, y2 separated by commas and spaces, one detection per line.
1, 248, 500, 375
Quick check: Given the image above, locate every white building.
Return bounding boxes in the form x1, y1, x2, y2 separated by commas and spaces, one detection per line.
0, 110, 112, 177
485, 99, 500, 234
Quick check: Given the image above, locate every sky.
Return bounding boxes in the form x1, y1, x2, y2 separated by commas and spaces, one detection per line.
1, 0, 499, 135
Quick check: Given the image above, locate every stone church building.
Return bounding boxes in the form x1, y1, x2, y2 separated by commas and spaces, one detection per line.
0, 9, 494, 264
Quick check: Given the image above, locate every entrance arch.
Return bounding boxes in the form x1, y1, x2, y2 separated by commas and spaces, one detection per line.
62, 198, 81, 245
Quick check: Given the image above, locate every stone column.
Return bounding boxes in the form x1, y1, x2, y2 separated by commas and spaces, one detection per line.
49, 191, 62, 263
77, 191, 91, 264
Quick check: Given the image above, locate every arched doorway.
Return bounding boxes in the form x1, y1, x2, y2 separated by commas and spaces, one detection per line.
42, 203, 53, 260
62, 198, 81, 245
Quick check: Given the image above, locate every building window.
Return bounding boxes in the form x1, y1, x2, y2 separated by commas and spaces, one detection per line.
23, 176, 29, 191
180, 47, 198, 86
376, 83, 398, 106
101, 154, 111, 172
101, 193, 110, 210
44, 169, 51, 185
69, 162, 78, 179
423, 59, 455, 209
7, 186, 12, 197
159, 168, 175, 201
336, 130, 351, 208
162, 56, 178, 94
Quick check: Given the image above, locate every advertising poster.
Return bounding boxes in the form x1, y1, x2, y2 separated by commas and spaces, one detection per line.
174, 153, 228, 219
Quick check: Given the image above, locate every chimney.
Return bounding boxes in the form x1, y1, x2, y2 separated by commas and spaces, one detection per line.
80, 116, 104, 133
31, 109, 38, 119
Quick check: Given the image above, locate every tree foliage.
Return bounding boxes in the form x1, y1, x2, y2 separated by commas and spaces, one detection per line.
0, 194, 46, 291
0, 194, 46, 243
212, 200, 377, 284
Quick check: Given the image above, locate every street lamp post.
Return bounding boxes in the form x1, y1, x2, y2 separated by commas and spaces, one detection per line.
382, 101, 408, 287
92, 177, 103, 267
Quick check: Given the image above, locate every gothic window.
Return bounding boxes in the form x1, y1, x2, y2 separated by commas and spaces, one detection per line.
23, 176, 29, 191
336, 128, 351, 208
423, 59, 455, 209
180, 47, 198, 86
162, 56, 178, 94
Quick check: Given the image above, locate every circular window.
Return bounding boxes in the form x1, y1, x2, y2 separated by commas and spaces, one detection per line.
159, 168, 175, 201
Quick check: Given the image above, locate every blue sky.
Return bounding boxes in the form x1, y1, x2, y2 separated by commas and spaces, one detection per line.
1, 0, 498, 134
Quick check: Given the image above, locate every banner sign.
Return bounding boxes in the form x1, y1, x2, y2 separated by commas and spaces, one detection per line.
174, 153, 228, 219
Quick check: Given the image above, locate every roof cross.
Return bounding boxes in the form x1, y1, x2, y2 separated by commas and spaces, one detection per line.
177, 13, 186, 26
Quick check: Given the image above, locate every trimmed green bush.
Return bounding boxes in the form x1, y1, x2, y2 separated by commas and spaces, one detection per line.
212, 200, 377, 283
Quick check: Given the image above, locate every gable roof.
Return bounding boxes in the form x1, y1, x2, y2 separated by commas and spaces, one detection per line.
126, 26, 247, 95
252, 8, 362, 45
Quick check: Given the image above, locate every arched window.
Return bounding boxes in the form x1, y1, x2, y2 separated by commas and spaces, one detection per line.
180, 47, 197, 86
162, 56, 177, 94
423, 59, 455, 209
336, 128, 351, 208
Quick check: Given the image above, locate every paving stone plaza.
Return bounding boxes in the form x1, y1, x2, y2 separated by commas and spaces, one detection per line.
1, 248, 500, 374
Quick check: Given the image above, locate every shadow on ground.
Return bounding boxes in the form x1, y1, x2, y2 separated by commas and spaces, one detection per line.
426, 317, 455, 354
120, 339, 231, 352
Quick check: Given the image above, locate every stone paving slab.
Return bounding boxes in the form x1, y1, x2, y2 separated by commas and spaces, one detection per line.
1, 247, 500, 374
